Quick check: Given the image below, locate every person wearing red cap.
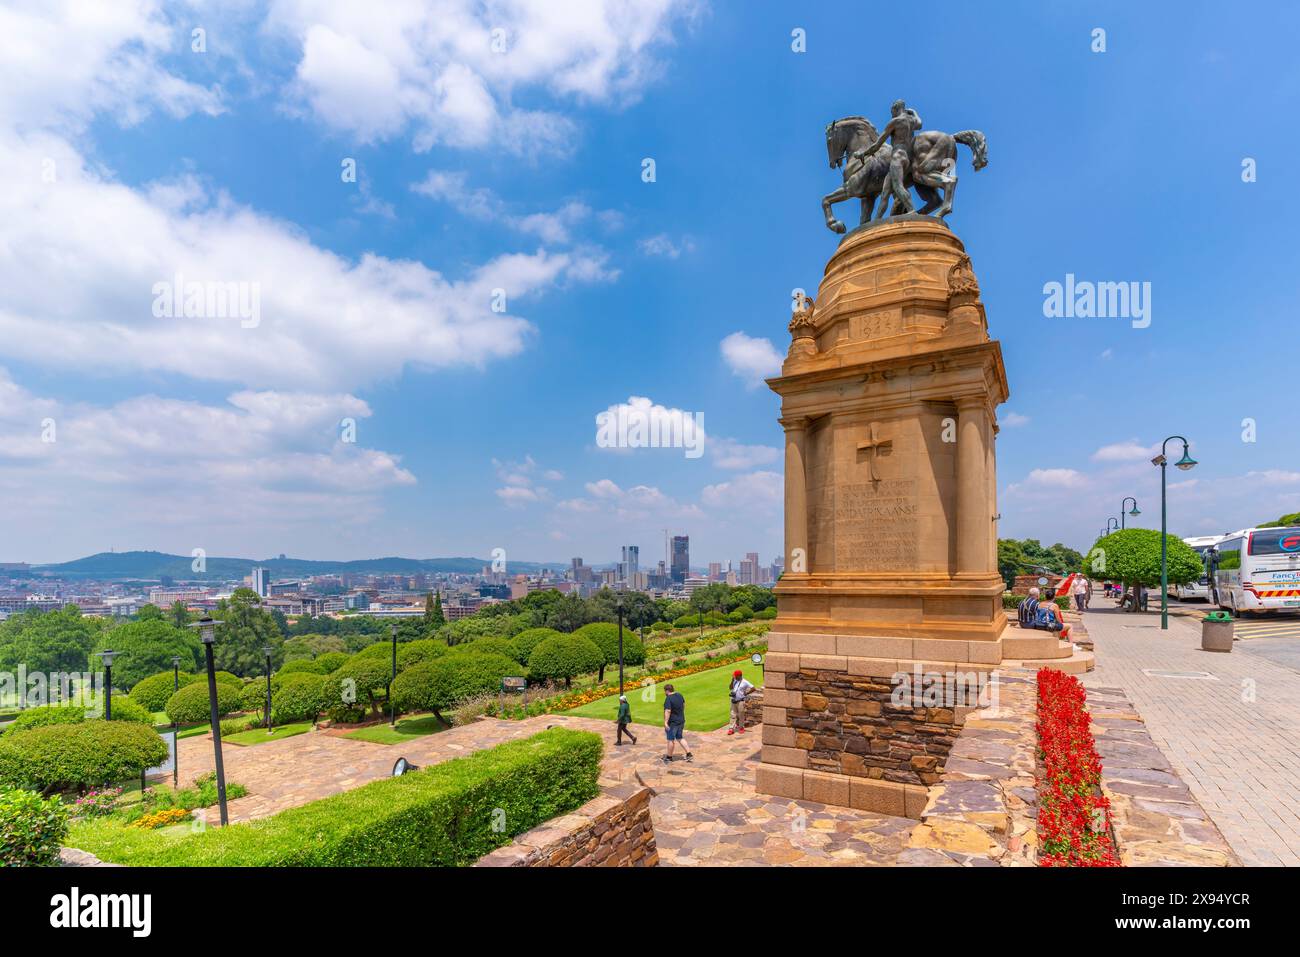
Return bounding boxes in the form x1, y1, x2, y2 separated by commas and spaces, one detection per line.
728, 669, 756, 735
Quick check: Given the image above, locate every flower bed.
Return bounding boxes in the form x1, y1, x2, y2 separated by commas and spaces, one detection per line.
1036, 668, 1120, 867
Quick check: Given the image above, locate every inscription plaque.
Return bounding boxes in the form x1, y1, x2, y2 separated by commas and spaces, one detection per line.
848, 311, 901, 341
833, 479, 918, 569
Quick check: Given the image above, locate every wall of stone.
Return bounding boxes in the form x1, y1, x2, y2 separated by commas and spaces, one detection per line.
474, 783, 658, 867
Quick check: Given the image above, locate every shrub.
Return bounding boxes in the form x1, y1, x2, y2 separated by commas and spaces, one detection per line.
271, 674, 328, 724
390, 653, 518, 724
527, 634, 603, 688
397, 639, 449, 670
276, 658, 327, 676
96, 695, 153, 725
754, 607, 777, 620
1001, 592, 1023, 609
510, 627, 562, 665
326, 654, 395, 717
129, 671, 201, 712
72, 728, 602, 866
0, 787, 69, 865
450, 636, 516, 661
651, 620, 671, 632
165, 681, 241, 726
0, 722, 169, 794
213, 671, 243, 688
239, 677, 279, 715
3, 705, 85, 736
315, 651, 349, 673
572, 623, 645, 682
130, 808, 191, 830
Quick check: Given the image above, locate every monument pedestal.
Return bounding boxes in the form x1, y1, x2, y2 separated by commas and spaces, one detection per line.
758, 217, 1037, 816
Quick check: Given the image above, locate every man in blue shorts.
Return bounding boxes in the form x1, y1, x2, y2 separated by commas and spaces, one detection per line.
662, 683, 692, 764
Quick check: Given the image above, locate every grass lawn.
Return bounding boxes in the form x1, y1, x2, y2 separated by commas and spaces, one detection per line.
343, 713, 450, 745
224, 721, 313, 747
563, 660, 764, 732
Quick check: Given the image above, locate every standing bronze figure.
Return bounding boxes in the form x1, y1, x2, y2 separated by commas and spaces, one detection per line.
821, 102, 987, 233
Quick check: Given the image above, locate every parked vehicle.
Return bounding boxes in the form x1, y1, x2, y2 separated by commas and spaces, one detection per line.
1209, 527, 1300, 615
1172, 534, 1225, 601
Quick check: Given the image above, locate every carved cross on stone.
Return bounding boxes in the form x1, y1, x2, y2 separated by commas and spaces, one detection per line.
856, 422, 893, 482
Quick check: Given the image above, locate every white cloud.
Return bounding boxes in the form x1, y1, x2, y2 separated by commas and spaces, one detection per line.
1023, 468, 1088, 489
0, 132, 622, 391
492, 455, 559, 507
637, 233, 694, 258
0, 0, 223, 134
266, 0, 700, 154
1091, 440, 1156, 463
720, 332, 782, 387
412, 171, 615, 246
1001, 412, 1030, 427
701, 471, 782, 509
710, 437, 780, 470
1245, 470, 1300, 485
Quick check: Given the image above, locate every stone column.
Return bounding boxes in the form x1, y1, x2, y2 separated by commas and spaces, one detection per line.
781, 417, 809, 575
955, 396, 988, 575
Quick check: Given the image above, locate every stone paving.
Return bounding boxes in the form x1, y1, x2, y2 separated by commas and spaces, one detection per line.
170, 714, 918, 865
1081, 605, 1300, 866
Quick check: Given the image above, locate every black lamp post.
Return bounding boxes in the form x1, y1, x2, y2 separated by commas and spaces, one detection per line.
1152, 436, 1199, 630
262, 643, 274, 735
616, 596, 626, 696
97, 650, 118, 720
389, 622, 398, 727
170, 654, 181, 788
1107, 517, 1120, 534
1121, 497, 1141, 529
189, 615, 228, 826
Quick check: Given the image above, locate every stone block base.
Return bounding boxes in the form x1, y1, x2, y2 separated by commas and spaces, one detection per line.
756, 766, 929, 819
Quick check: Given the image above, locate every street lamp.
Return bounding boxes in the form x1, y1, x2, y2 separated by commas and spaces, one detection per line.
615, 595, 626, 696
1152, 436, 1198, 630
1121, 497, 1141, 529
170, 655, 181, 788
189, 615, 228, 826
388, 622, 398, 728
96, 650, 118, 720
262, 644, 274, 735
1106, 517, 1120, 534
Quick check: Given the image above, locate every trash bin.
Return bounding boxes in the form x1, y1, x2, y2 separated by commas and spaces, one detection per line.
1201, 611, 1234, 653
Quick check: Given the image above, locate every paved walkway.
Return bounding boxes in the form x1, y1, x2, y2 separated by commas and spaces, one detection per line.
1081, 606, 1300, 865
170, 714, 917, 866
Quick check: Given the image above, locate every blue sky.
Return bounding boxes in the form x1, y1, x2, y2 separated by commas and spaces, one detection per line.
1, 0, 1298, 568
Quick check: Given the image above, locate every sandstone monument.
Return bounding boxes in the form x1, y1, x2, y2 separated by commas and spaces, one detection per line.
758, 108, 1091, 817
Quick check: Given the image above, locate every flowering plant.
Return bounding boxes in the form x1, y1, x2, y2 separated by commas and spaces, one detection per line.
71, 787, 123, 819
1036, 668, 1121, 867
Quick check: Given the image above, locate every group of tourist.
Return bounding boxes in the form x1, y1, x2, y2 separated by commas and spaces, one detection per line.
612, 669, 757, 765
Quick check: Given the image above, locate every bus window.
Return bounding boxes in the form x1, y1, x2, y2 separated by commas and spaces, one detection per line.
1217, 539, 1243, 570
1249, 528, 1300, 556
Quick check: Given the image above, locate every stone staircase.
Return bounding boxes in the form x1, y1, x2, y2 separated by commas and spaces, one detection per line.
999, 627, 1095, 675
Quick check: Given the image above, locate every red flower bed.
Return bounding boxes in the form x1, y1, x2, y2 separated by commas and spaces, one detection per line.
1036, 668, 1121, 867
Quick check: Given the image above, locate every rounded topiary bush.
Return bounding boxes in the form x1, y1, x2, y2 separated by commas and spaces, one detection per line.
164, 681, 241, 725
572, 623, 645, 682
213, 671, 243, 688
95, 695, 153, 725
450, 636, 517, 661
527, 634, 604, 688
651, 620, 671, 632
276, 658, 327, 677
390, 653, 518, 723
271, 674, 327, 725
0, 722, 169, 794
239, 677, 279, 715
397, 639, 449, 670
0, 787, 69, 866
510, 627, 562, 664
128, 671, 201, 713
3, 705, 85, 737
754, 607, 778, 620
323, 654, 395, 718
315, 651, 349, 673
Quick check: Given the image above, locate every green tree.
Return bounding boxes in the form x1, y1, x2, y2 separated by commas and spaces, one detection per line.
572, 623, 645, 682
0, 607, 104, 680
526, 634, 603, 689
211, 591, 283, 677
424, 592, 446, 631
389, 653, 517, 726
167, 601, 192, 629
1084, 529, 1202, 589
135, 604, 164, 622
93, 618, 202, 689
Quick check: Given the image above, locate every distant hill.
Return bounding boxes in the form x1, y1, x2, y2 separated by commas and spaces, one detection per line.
30, 551, 566, 581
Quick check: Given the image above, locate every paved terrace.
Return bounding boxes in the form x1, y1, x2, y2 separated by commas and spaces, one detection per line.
1081, 605, 1300, 866
171, 715, 918, 866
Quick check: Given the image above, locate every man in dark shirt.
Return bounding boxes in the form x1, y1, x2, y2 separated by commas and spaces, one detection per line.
662, 683, 692, 763
1017, 587, 1041, 628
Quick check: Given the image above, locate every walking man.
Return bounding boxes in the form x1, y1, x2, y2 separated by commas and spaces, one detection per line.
727, 669, 755, 735
615, 694, 637, 746
662, 683, 692, 763
1074, 574, 1090, 612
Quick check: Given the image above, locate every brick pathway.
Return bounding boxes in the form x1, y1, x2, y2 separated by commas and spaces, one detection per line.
170, 715, 916, 865
1081, 606, 1300, 866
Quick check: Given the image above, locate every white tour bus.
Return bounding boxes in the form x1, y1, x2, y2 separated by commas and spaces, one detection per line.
1172, 534, 1224, 601
1210, 526, 1300, 615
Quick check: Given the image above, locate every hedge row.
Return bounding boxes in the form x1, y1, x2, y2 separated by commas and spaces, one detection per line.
71, 727, 603, 866
0, 722, 169, 794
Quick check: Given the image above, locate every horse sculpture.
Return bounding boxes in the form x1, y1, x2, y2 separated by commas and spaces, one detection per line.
821, 115, 988, 234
